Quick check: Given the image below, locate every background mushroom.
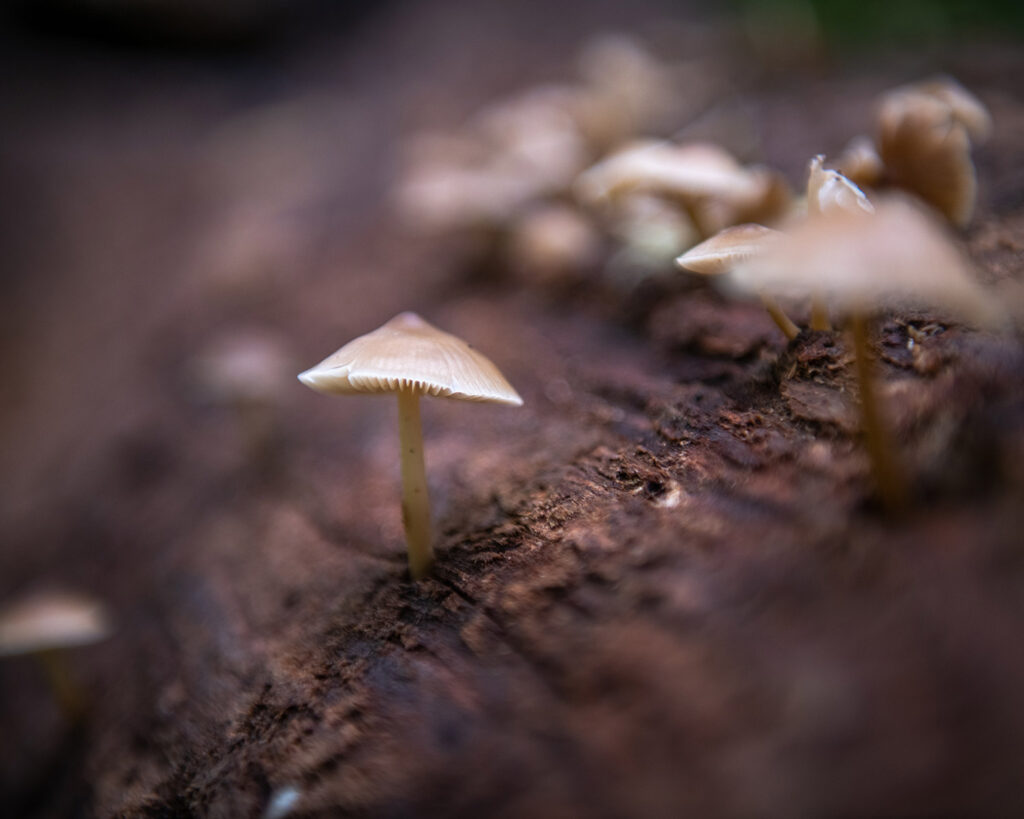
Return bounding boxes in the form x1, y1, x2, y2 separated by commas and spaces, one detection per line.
876, 78, 989, 227
574, 140, 784, 239
298, 312, 522, 579
0, 591, 112, 721
675, 223, 799, 340
804, 155, 875, 329
191, 330, 295, 472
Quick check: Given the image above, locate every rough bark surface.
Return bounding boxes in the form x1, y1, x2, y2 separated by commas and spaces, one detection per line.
2, 2, 1024, 817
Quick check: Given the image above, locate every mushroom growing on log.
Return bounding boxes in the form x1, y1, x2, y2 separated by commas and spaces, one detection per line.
298, 312, 523, 579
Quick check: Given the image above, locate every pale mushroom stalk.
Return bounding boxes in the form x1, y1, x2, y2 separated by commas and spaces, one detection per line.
810, 296, 832, 331
849, 311, 907, 513
760, 292, 801, 340
397, 388, 434, 579
38, 648, 85, 721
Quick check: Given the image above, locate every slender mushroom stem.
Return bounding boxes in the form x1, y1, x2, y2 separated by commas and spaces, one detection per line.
850, 311, 908, 514
397, 388, 434, 579
759, 292, 800, 340
38, 648, 84, 723
810, 293, 832, 331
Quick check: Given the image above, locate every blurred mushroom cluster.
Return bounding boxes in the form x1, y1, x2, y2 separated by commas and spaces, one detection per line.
394, 32, 994, 309
670, 77, 999, 511
394, 34, 754, 285
394, 48, 1009, 512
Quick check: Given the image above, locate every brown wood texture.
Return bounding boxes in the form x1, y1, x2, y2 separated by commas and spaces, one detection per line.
2, 3, 1024, 817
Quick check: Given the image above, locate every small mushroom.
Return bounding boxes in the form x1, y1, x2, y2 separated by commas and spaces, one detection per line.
729, 198, 999, 323
806, 155, 874, 218
729, 197, 1002, 511
676, 223, 798, 340
805, 155, 874, 329
298, 313, 523, 579
192, 330, 294, 470
675, 223, 782, 275
575, 140, 771, 237
876, 86, 979, 227
0, 590, 112, 720
507, 203, 602, 285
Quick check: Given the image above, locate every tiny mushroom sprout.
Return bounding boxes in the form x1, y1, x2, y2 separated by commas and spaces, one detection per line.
0, 590, 112, 720
298, 312, 523, 579
728, 196, 1003, 512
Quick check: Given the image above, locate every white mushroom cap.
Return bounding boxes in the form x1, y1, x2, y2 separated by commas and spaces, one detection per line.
675, 223, 781, 276
806, 155, 874, 217
0, 591, 112, 656
728, 197, 1002, 325
298, 312, 523, 406
575, 140, 763, 205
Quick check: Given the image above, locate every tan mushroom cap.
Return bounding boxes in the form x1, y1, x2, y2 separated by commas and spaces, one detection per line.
883, 76, 992, 144
836, 136, 885, 189
675, 223, 781, 276
728, 197, 1002, 326
877, 89, 977, 227
0, 591, 112, 656
298, 312, 523, 406
807, 155, 874, 217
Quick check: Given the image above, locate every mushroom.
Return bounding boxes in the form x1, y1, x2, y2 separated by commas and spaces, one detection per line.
298, 312, 523, 579
192, 330, 294, 470
805, 155, 875, 329
0, 590, 112, 720
507, 203, 602, 285
876, 83, 983, 227
574, 140, 775, 238
806, 154, 875, 218
675, 223, 799, 340
728, 197, 1002, 511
